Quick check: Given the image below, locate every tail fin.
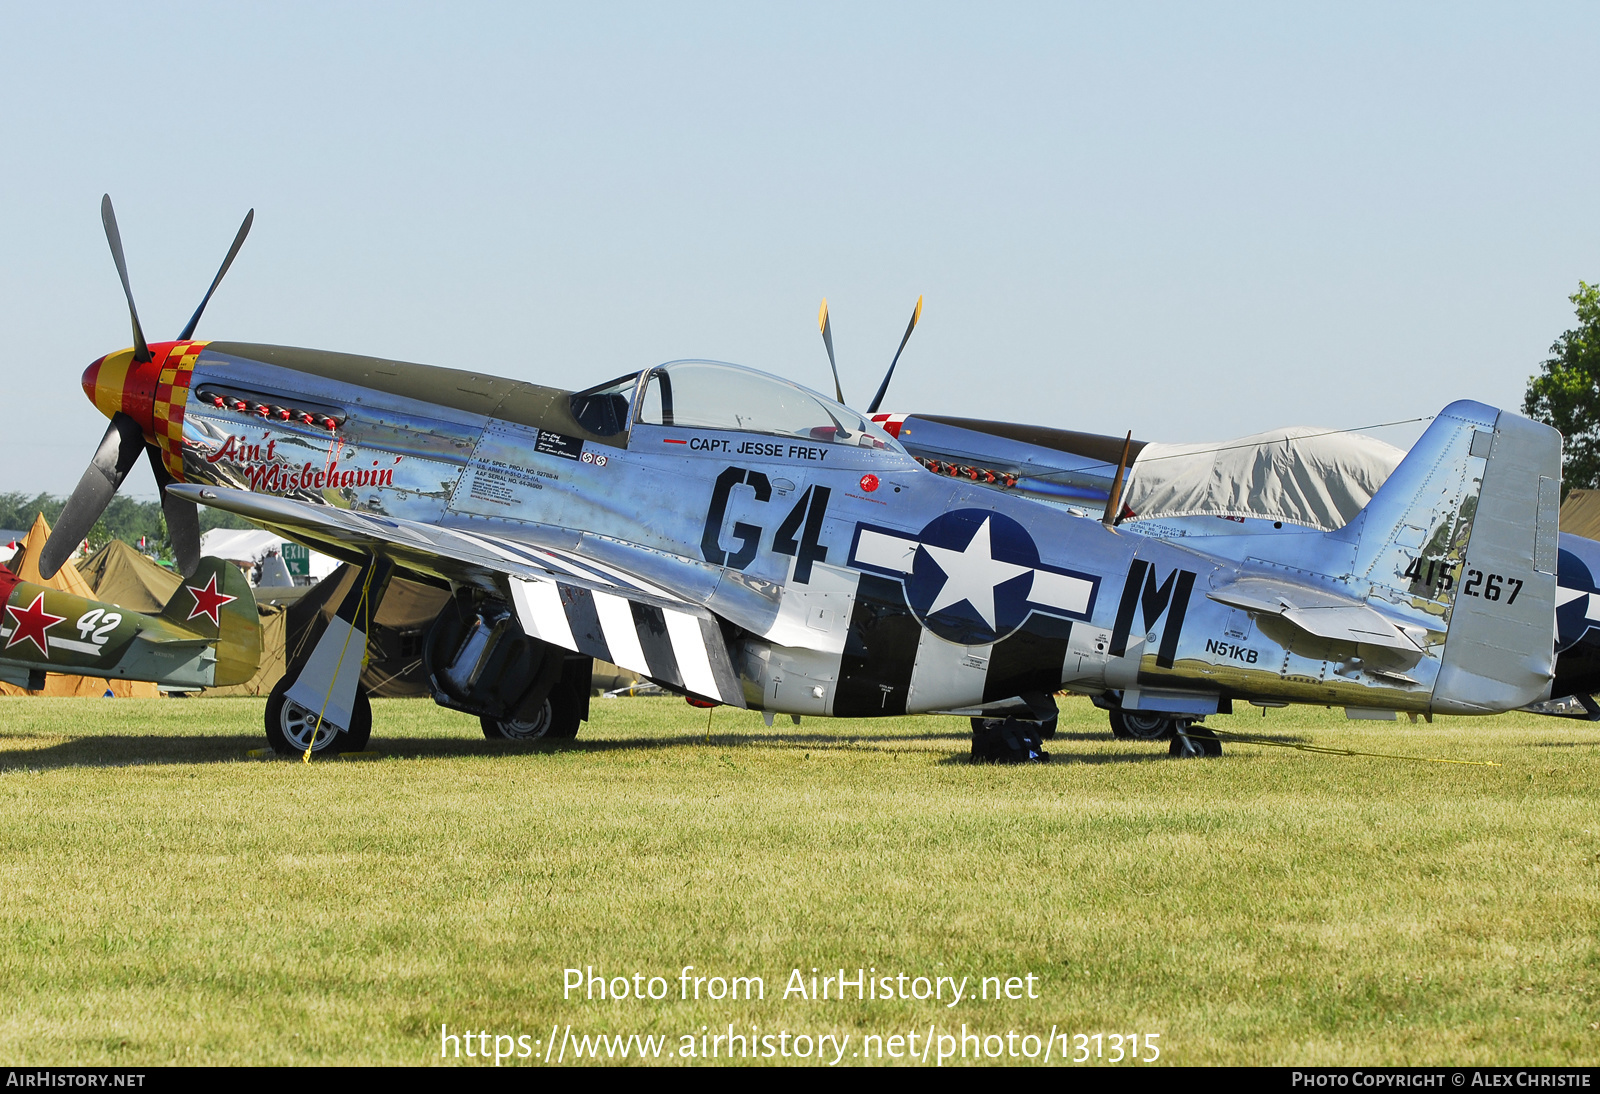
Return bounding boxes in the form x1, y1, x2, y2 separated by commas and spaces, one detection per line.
1341, 400, 1561, 712
160, 556, 262, 687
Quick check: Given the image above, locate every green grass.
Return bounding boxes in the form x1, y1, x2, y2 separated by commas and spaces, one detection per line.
0, 695, 1596, 1066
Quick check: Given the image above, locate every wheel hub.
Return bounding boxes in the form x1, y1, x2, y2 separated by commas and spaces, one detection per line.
279, 697, 342, 752
497, 700, 554, 740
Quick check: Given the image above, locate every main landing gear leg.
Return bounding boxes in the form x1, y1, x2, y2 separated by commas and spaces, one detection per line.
265, 555, 395, 758
1169, 722, 1222, 759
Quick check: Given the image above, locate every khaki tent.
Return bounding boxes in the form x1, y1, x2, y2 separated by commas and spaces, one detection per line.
1560, 489, 1600, 540
7, 513, 94, 597
283, 565, 450, 697
0, 515, 156, 697
75, 539, 183, 612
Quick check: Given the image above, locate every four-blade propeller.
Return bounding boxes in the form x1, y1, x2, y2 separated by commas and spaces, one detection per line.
814, 295, 924, 415
38, 196, 254, 579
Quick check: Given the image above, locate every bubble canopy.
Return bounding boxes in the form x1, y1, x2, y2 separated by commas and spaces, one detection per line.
570, 360, 904, 451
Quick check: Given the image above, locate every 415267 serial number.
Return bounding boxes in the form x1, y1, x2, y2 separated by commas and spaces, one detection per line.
1404, 558, 1524, 603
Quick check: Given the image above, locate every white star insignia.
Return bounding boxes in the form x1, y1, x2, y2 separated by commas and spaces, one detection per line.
919, 517, 1032, 630
1557, 586, 1600, 627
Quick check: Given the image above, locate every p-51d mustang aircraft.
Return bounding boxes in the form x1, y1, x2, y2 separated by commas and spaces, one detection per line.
0, 556, 259, 693
867, 406, 1600, 734
42, 198, 1565, 757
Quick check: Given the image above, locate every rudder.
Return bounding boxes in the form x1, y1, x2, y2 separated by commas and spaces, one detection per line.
1338, 400, 1559, 713
160, 556, 262, 687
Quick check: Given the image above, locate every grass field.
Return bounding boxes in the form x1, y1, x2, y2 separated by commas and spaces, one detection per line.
0, 694, 1595, 1066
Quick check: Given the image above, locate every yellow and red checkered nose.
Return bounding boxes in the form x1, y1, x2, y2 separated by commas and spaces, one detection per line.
80, 340, 206, 481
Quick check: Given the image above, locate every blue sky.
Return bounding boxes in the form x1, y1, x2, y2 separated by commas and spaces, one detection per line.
3, 2, 1596, 497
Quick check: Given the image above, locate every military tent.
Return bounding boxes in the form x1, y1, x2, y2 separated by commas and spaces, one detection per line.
1560, 489, 1600, 540
75, 539, 182, 612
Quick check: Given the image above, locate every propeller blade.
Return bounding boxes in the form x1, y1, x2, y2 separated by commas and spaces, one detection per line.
1102, 430, 1133, 525
818, 298, 845, 404
148, 446, 200, 577
179, 208, 254, 341
38, 411, 146, 578
866, 295, 923, 414
100, 195, 151, 363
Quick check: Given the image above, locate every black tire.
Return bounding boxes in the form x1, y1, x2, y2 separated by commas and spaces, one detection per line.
1109, 708, 1176, 741
1169, 723, 1222, 759
972, 714, 1057, 738
481, 682, 581, 741
265, 676, 373, 757
970, 717, 1050, 764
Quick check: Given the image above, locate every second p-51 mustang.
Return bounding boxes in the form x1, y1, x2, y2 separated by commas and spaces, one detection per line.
42, 198, 1565, 756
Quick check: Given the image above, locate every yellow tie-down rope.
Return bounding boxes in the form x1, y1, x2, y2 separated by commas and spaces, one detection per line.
303, 563, 378, 763
1186, 726, 1501, 767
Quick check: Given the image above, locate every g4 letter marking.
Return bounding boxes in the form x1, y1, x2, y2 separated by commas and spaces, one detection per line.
701, 466, 771, 569
773, 485, 831, 584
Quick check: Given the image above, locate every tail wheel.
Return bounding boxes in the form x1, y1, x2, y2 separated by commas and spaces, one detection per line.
1109, 708, 1175, 740
481, 682, 581, 741
1169, 723, 1222, 758
265, 677, 372, 757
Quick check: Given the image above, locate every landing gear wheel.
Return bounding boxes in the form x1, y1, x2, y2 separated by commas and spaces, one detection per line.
1169, 723, 1222, 758
481, 684, 581, 741
1037, 713, 1058, 740
1109, 708, 1176, 741
264, 676, 372, 757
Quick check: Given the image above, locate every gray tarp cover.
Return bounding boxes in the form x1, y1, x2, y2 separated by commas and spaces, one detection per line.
1123, 427, 1405, 531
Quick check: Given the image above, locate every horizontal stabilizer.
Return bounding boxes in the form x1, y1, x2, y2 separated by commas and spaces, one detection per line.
1208, 576, 1422, 652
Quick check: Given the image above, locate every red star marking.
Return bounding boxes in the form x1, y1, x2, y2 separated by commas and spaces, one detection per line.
5, 592, 65, 657
185, 574, 237, 627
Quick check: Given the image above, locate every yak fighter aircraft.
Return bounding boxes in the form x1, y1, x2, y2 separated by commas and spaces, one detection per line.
43, 199, 1566, 757
0, 556, 259, 693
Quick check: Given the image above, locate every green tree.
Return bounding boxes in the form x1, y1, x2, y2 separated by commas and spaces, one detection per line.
1525, 281, 1600, 497
0, 490, 254, 562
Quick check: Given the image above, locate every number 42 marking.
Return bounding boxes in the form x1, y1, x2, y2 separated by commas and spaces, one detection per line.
75, 608, 122, 645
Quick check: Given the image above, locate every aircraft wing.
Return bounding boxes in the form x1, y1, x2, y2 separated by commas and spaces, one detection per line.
168, 485, 747, 707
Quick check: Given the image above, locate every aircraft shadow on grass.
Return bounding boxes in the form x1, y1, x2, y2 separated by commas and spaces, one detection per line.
0, 727, 1255, 769
0, 733, 267, 770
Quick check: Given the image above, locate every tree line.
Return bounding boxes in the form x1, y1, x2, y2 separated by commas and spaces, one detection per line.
1525, 281, 1600, 497
0, 492, 252, 564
